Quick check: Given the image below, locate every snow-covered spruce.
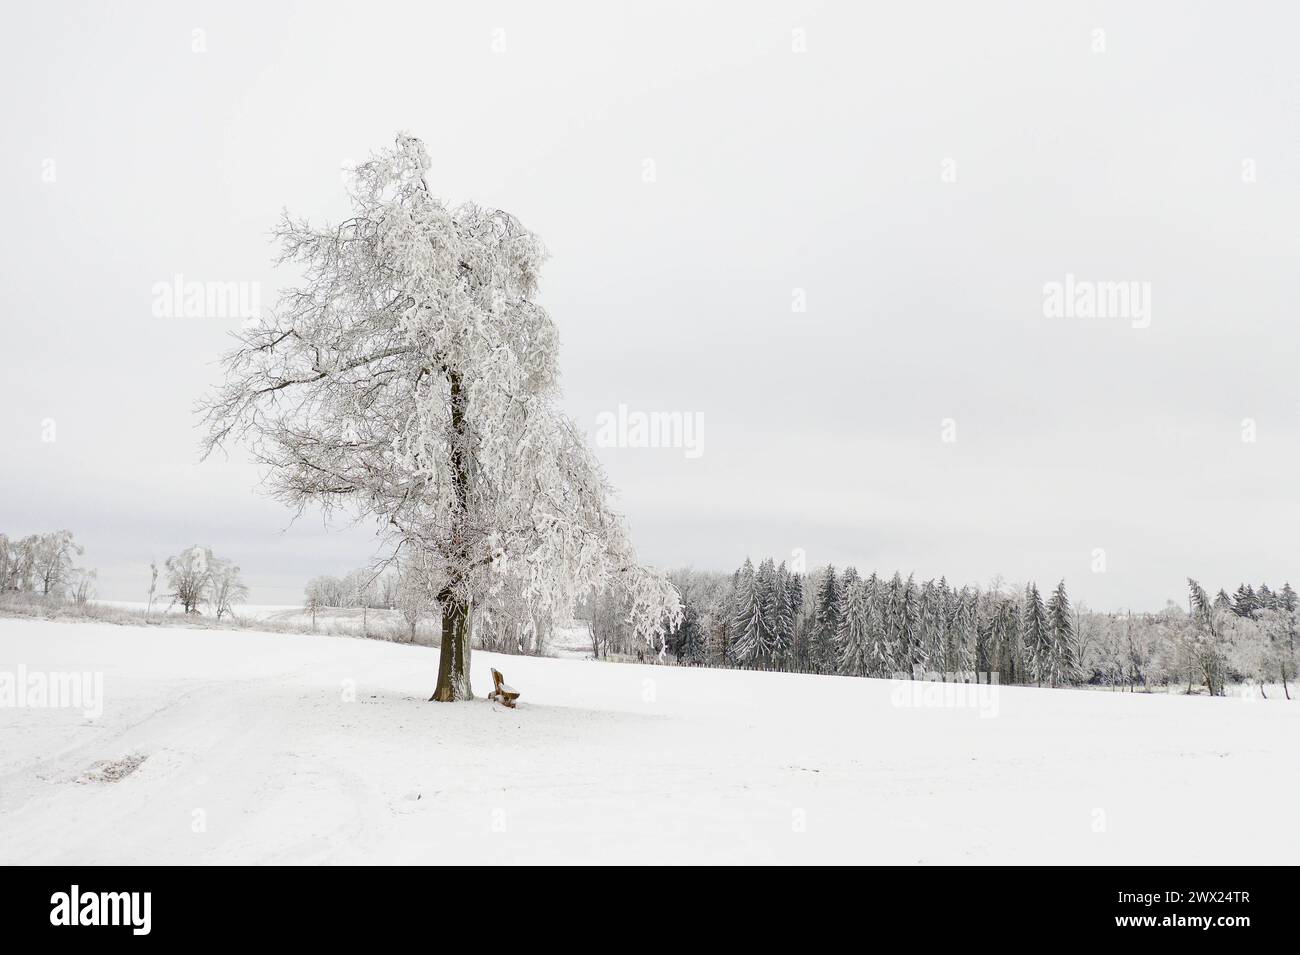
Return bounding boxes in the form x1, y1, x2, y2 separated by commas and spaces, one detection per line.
200, 133, 681, 701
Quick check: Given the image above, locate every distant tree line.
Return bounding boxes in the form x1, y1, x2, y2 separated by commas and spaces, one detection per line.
659, 560, 1078, 686
583, 560, 1297, 698
0, 531, 95, 603
303, 567, 399, 637
304, 569, 400, 613
1075, 579, 1295, 698
303, 561, 552, 652
0, 533, 254, 622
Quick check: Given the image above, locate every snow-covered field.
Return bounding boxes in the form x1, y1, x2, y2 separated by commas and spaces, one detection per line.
549, 622, 594, 660
1, 617, 1296, 865
91, 600, 435, 642
94, 601, 300, 621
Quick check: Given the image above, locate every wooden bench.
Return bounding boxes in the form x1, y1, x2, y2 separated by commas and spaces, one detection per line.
488, 668, 520, 708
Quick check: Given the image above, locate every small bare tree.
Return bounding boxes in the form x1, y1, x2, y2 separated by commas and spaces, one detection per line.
304, 577, 325, 631
71, 568, 96, 605
146, 560, 159, 617
208, 558, 249, 621
165, 546, 213, 614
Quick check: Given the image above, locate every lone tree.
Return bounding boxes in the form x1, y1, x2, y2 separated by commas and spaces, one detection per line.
208, 557, 249, 620
201, 133, 680, 700
166, 545, 213, 614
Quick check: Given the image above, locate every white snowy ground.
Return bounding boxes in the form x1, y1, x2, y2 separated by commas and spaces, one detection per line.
93, 600, 407, 634
1, 617, 1296, 865
94, 601, 299, 621
549, 621, 595, 660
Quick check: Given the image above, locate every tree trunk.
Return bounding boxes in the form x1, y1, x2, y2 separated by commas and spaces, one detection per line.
430, 366, 474, 702
431, 595, 473, 701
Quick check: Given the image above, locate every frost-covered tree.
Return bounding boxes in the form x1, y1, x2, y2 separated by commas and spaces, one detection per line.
810, 566, 840, 672
0, 535, 10, 592
769, 561, 795, 663
1231, 583, 1258, 618
1045, 579, 1078, 686
1280, 582, 1297, 614
730, 558, 767, 665
147, 560, 159, 617
1252, 607, 1298, 700
855, 573, 889, 675
713, 567, 743, 664
1227, 612, 1273, 698
341, 567, 382, 636
477, 570, 552, 655
881, 572, 905, 674
32, 531, 82, 597
208, 557, 249, 620
916, 578, 941, 676
166, 545, 213, 614
1276, 584, 1297, 699
1003, 598, 1026, 684
201, 133, 680, 700
1258, 583, 1277, 611
665, 567, 720, 664
1, 535, 38, 592
1022, 583, 1051, 686
304, 577, 326, 631
931, 578, 952, 675
396, 553, 441, 644
0, 532, 91, 601
784, 569, 805, 663
836, 576, 874, 676
70, 567, 96, 605
950, 585, 977, 679
898, 574, 919, 677
1187, 578, 1229, 696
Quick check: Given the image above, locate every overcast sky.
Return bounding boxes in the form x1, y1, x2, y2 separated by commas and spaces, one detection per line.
3, 1, 1299, 610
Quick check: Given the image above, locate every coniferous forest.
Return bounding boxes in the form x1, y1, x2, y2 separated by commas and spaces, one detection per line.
585, 562, 1298, 698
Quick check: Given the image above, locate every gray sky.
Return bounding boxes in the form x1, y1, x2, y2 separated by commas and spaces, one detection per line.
3, 1, 1299, 610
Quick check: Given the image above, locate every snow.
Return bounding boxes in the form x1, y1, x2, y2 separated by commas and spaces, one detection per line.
95, 600, 299, 621
1, 617, 1296, 864
549, 621, 594, 660
91, 600, 429, 640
